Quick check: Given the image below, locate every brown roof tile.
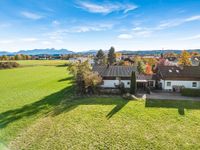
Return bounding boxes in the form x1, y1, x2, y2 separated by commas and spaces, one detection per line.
158, 66, 200, 80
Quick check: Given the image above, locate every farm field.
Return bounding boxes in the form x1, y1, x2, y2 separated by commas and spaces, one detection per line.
1, 61, 200, 149
0, 60, 68, 67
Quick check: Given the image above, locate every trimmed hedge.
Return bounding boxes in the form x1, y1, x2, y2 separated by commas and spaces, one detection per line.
181, 88, 200, 97
0, 62, 20, 69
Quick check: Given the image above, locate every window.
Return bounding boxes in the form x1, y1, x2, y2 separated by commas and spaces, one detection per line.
127, 82, 130, 85
167, 82, 171, 87
192, 82, 197, 87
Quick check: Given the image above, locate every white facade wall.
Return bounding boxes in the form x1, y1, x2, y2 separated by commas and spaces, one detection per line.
101, 80, 130, 88
101, 79, 156, 88
160, 80, 200, 90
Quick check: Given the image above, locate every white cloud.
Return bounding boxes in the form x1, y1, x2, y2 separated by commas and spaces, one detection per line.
185, 15, 200, 22
20, 38, 38, 42
118, 34, 133, 39
132, 27, 143, 31
134, 30, 152, 37
73, 24, 113, 33
41, 41, 51, 45
45, 23, 113, 40
127, 15, 200, 38
156, 15, 200, 30
178, 34, 200, 40
0, 40, 14, 44
21, 11, 43, 20
52, 20, 60, 26
76, 1, 138, 14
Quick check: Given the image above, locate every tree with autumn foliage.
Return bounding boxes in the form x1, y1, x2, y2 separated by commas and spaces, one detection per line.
68, 61, 102, 95
137, 61, 145, 74
178, 50, 192, 66
145, 63, 153, 75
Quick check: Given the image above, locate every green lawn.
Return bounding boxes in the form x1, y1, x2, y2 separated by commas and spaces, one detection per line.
1, 61, 200, 150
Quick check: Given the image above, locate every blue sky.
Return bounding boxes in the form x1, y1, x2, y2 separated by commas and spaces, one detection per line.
0, 0, 200, 52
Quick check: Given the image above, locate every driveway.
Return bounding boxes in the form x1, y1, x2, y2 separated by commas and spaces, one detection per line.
140, 92, 200, 101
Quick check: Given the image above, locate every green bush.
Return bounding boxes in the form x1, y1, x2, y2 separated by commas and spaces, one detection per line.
181, 88, 200, 97
0, 62, 20, 69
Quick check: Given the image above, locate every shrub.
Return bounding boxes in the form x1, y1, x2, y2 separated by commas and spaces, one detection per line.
0, 62, 20, 69
181, 88, 200, 97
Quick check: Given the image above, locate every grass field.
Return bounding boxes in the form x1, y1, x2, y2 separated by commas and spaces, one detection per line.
0, 60, 68, 67
1, 60, 200, 150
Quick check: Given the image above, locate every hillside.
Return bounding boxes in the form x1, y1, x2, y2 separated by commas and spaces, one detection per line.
1, 49, 200, 56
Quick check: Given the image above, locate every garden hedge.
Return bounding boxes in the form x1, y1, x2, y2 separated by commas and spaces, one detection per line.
181, 88, 200, 97
0, 62, 20, 69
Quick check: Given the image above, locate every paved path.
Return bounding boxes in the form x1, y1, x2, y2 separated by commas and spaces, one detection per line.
140, 92, 200, 101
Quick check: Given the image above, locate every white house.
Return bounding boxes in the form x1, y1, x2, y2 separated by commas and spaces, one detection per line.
92, 65, 156, 89
157, 66, 200, 91
191, 56, 200, 66
68, 57, 94, 65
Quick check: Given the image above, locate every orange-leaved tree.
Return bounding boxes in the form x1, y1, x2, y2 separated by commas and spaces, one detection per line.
145, 63, 153, 75
178, 50, 191, 66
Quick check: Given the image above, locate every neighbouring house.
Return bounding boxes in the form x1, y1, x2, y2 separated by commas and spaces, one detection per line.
34, 54, 51, 60
115, 52, 122, 61
165, 56, 178, 66
68, 57, 94, 65
123, 58, 135, 65
51, 54, 62, 60
141, 55, 159, 59
191, 56, 200, 66
92, 65, 156, 89
121, 54, 136, 60
157, 66, 200, 91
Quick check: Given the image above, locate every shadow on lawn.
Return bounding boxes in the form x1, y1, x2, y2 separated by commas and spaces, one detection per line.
52, 97, 129, 119
56, 64, 68, 67
0, 86, 73, 128
58, 76, 74, 82
0, 86, 128, 128
145, 99, 200, 115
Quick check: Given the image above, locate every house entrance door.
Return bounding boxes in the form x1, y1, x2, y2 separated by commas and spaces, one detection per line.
137, 82, 147, 91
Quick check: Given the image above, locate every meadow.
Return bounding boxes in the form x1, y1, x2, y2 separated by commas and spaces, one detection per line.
1, 60, 200, 150
0, 60, 68, 67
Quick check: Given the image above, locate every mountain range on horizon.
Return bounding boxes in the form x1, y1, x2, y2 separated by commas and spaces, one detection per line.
0, 48, 200, 56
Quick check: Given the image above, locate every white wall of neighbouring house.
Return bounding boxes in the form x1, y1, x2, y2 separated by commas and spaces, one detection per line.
160, 80, 200, 90
101, 80, 131, 88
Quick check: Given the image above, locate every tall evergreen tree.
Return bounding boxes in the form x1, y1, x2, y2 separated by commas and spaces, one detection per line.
130, 71, 137, 95
107, 46, 116, 65
95, 49, 105, 65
